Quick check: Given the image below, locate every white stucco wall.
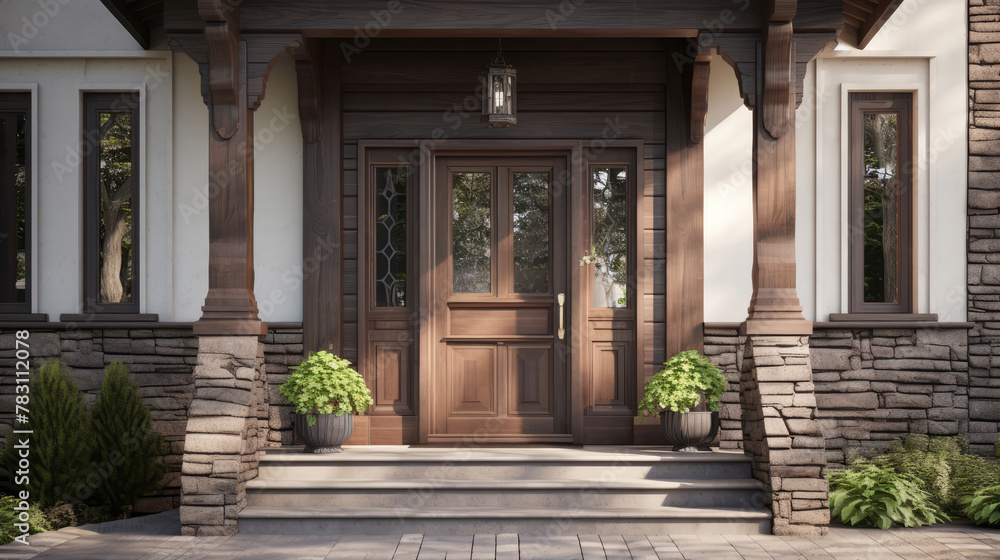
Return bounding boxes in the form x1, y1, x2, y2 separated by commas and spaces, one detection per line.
703, 56, 754, 323
0, 0, 142, 52
0, 52, 173, 318
172, 53, 304, 322
704, 0, 968, 322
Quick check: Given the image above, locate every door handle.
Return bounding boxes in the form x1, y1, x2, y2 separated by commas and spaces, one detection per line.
557, 292, 566, 340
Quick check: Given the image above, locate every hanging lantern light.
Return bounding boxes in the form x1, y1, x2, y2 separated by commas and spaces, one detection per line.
481, 39, 516, 127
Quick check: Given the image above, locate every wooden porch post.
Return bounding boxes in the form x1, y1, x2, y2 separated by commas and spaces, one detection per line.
193, 1, 266, 337
291, 40, 343, 355
728, 1, 828, 537
743, 14, 811, 337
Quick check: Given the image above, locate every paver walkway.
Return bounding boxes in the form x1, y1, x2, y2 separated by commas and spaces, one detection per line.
2, 509, 1000, 559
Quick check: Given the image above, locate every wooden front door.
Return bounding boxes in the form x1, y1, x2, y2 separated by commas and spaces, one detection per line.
429, 155, 570, 441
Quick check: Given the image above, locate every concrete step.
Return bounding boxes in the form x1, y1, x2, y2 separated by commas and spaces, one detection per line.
245, 478, 765, 509
243, 446, 769, 535
256, 446, 753, 481
238, 505, 772, 536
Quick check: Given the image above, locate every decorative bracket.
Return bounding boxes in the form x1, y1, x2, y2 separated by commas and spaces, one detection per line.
761, 0, 796, 139
762, 21, 793, 139
199, 0, 240, 138
689, 53, 711, 145
288, 38, 323, 144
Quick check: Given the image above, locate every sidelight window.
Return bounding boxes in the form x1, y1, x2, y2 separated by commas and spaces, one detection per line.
591, 167, 629, 308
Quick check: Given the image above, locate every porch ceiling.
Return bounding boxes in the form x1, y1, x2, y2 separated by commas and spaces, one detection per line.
842, 0, 905, 48
99, 0, 163, 49
101, 0, 880, 45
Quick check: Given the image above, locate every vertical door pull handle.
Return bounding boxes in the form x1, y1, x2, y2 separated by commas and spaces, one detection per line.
557, 292, 566, 340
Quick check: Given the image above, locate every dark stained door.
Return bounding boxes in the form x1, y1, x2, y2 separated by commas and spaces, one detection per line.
431, 156, 569, 440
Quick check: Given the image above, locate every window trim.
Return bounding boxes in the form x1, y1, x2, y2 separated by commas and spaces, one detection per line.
848, 92, 914, 315
0, 92, 33, 316
82, 92, 141, 315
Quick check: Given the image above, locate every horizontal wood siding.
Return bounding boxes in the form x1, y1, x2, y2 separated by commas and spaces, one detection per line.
341, 40, 667, 431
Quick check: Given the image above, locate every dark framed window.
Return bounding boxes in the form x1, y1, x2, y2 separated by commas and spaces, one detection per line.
83, 92, 140, 314
849, 92, 913, 314
0, 93, 31, 314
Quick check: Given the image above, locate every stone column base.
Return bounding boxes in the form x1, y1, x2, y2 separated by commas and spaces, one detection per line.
180, 336, 267, 536
741, 335, 830, 536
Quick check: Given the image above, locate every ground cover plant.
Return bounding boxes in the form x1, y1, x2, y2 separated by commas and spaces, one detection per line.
832, 435, 1000, 528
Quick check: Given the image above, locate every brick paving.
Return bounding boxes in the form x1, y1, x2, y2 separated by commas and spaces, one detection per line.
2, 510, 1000, 559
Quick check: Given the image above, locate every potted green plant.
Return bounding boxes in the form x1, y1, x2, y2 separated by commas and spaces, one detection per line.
279, 351, 374, 453
637, 350, 726, 452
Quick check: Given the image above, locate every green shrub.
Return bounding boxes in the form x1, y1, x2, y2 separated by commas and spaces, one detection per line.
637, 350, 727, 416
961, 485, 1000, 526
0, 495, 51, 545
279, 351, 374, 425
829, 460, 950, 529
0, 360, 93, 508
870, 434, 1000, 516
88, 362, 167, 512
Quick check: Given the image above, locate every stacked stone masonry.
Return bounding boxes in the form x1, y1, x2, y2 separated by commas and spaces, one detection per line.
179, 336, 268, 537
261, 328, 305, 447
740, 336, 829, 537
707, 326, 974, 462
0, 327, 197, 513
0, 326, 304, 514
970, 0, 1000, 458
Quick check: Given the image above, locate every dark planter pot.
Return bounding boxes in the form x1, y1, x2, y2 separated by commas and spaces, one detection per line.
659, 410, 720, 452
294, 412, 353, 453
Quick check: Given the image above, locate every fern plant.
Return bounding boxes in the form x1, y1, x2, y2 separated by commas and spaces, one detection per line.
279, 351, 374, 426
829, 461, 950, 529
637, 350, 726, 416
872, 434, 1000, 515
961, 485, 1000, 526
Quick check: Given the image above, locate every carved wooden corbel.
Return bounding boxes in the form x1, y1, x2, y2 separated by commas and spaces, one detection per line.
199, 0, 240, 139
288, 38, 323, 144
761, 0, 796, 139
762, 22, 793, 139
689, 54, 711, 145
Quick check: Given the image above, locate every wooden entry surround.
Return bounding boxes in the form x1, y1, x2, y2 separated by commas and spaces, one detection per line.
358, 141, 645, 444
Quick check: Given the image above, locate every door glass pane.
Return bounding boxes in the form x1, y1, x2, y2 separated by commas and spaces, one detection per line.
513, 171, 549, 293
98, 111, 133, 304
375, 167, 408, 307
0, 110, 27, 304
452, 172, 492, 293
591, 167, 628, 308
862, 112, 899, 304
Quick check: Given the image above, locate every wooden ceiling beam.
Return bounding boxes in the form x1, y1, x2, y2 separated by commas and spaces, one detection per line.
858, 0, 904, 48
99, 0, 151, 49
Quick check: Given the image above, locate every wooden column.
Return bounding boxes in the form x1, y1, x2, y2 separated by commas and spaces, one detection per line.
192, 1, 266, 336
292, 39, 342, 354
743, 6, 812, 336
664, 40, 706, 357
